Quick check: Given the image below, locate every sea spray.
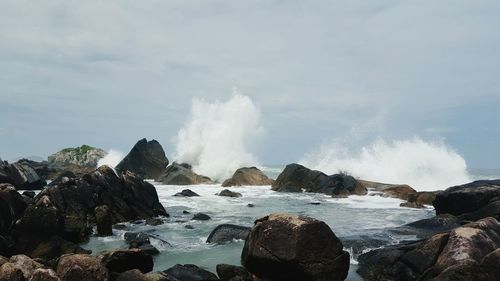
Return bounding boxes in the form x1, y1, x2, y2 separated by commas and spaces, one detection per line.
174, 93, 264, 181
301, 138, 471, 191
97, 149, 125, 168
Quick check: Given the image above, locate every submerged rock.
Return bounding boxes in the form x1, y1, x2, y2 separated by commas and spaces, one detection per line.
222, 167, 274, 187
272, 163, 367, 196
158, 163, 212, 185
116, 138, 169, 180
174, 189, 199, 197
206, 224, 251, 244
95, 205, 113, 237
163, 264, 219, 281
242, 213, 350, 281
216, 189, 242, 198
191, 213, 211, 221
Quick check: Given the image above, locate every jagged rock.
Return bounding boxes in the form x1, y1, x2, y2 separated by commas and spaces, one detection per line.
216, 264, 252, 281
95, 205, 113, 237
242, 213, 350, 281
0, 161, 45, 190
272, 164, 367, 196
191, 213, 211, 221
125, 232, 150, 248
22, 191, 36, 198
163, 264, 219, 281
174, 189, 199, 197
158, 163, 212, 185
433, 180, 500, 216
48, 145, 106, 169
101, 249, 153, 274
206, 224, 250, 244
216, 189, 242, 198
222, 167, 274, 187
56, 254, 108, 281
116, 139, 169, 179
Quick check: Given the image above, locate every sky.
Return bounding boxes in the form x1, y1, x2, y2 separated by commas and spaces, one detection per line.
0, 0, 499, 169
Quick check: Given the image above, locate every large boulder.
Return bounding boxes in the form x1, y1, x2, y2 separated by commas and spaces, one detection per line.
206, 224, 251, 244
115, 139, 169, 180
163, 264, 219, 281
222, 167, 274, 187
0, 184, 28, 235
0, 262, 24, 281
48, 145, 106, 169
29, 268, 61, 281
0, 161, 45, 190
56, 254, 108, 281
7, 255, 44, 280
101, 249, 153, 274
272, 164, 367, 196
241, 213, 350, 281
433, 180, 500, 217
158, 163, 212, 185
358, 217, 500, 281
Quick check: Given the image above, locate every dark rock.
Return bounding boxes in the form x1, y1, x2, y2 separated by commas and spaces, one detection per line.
163, 264, 219, 281
174, 189, 199, 197
184, 225, 194, 229
125, 232, 151, 248
309, 202, 321, 205
246, 204, 254, 208
22, 191, 36, 198
242, 213, 350, 281
272, 163, 367, 196
216, 264, 252, 281
433, 180, 500, 216
206, 224, 251, 244
217, 189, 242, 198
145, 218, 164, 226
360, 180, 417, 200
183, 210, 191, 214
137, 244, 160, 256
158, 163, 212, 185
15, 159, 54, 182
191, 213, 211, 221
222, 167, 274, 187
57, 254, 109, 281
0, 184, 28, 235
0, 161, 45, 190
409, 191, 438, 205
95, 205, 113, 237
115, 138, 169, 180
146, 271, 179, 281
394, 214, 461, 239
115, 269, 149, 281
113, 224, 127, 230
400, 201, 425, 208
101, 249, 153, 274
458, 200, 500, 222
27, 236, 91, 260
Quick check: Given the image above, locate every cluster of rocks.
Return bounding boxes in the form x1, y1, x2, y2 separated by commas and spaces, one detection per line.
361, 180, 438, 208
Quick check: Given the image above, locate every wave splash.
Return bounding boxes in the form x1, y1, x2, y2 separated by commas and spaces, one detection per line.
97, 149, 125, 169
300, 138, 471, 191
174, 93, 264, 182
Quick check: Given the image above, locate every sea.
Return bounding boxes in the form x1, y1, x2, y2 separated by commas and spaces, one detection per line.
81, 167, 500, 280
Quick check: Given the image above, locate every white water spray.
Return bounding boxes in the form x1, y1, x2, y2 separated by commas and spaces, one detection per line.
174, 93, 264, 182
97, 149, 125, 168
301, 138, 471, 191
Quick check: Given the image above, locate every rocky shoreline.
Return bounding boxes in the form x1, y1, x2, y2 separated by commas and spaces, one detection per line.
1, 139, 499, 280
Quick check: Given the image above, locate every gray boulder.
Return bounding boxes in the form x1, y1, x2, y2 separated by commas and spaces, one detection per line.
116, 139, 169, 180
158, 163, 212, 185
206, 224, 250, 244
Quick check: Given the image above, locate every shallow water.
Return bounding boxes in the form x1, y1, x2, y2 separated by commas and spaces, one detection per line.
82, 183, 434, 280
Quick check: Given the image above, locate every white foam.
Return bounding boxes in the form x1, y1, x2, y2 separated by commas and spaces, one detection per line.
97, 149, 125, 168
173, 92, 264, 182
301, 138, 471, 191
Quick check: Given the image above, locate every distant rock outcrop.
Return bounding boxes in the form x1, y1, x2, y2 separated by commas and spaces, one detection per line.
272, 163, 367, 196
48, 145, 106, 169
222, 167, 274, 187
115, 139, 169, 180
158, 163, 212, 185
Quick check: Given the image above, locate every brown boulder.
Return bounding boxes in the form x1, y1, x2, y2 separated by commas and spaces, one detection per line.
0, 262, 24, 281
222, 167, 274, 187
56, 254, 108, 281
29, 269, 61, 281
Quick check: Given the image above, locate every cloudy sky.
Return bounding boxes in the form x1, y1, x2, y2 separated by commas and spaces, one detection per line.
1, 0, 499, 169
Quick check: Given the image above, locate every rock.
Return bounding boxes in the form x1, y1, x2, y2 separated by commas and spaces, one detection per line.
163, 264, 219, 281
185, 225, 194, 229
116, 269, 150, 281
241, 213, 350, 281
394, 214, 461, 239
458, 200, 500, 222
158, 163, 212, 185
361, 180, 417, 200
358, 217, 500, 281
9, 255, 43, 280
57, 254, 108, 281
95, 205, 113, 237
191, 213, 211, 221
29, 268, 61, 281
22, 191, 36, 198
48, 145, 106, 169
138, 244, 160, 256
401, 191, 439, 208
0, 257, 7, 267
0, 161, 45, 190
476, 248, 500, 281
113, 224, 127, 230
217, 189, 242, 198
400, 201, 425, 208
146, 271, 178, 281
174, 189, 199, 197
433, 180, 500, 216
216, 264, 252, 281
27, 236, 90, 260
101, 249, 153, 274
145, 218, 164, 226
221, 167, 274, 187
0, 184, 28, 235
207, 224, 251, 244
115, 139, 169, 180
15, 159, 54, 182
183, 210, 191, 214
0, 262, 24, 281
272, 164, 367, 196
125, 232, 151, 248
246, 204, 254, 208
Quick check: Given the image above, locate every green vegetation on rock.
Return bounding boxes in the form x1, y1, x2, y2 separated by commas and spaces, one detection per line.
61, 145, 96, 156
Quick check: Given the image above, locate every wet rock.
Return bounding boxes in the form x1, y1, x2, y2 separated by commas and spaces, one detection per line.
242, 213, 350, 281
272, 164, 367, 196
158, 163, 212, 185
222, 167, 274, 187
217, 189, 242, 198
145, 271, 178, 281
207, 224, 250, 244
360, 180, 417, 200
138, 244, 160, 256
95, 205, 113, 237
246, 204, 254, 208
163, 264, 219, 281
216, 264, 252, 281
185, 225, 194, 229
182, 210, 191, 214
56, 254, 109, 281
125, 232, 151, 248
113, 224, 127, 230
174, 189, 199, 197
191, 213, 211, 221
394, 214, 461, 239
101, 249, 153, 274
400, 201, 425, 208
115, 139, 169, 180
145, 218, 164, 226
